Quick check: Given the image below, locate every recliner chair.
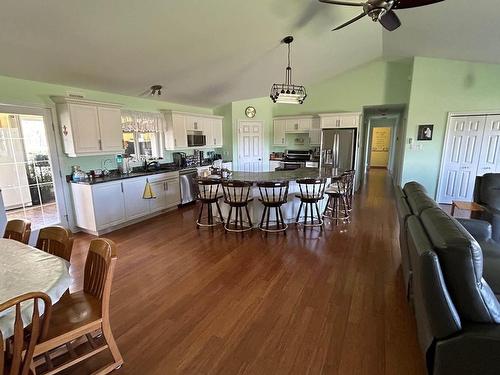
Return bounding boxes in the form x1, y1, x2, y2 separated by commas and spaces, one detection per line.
474, 173, 500, 242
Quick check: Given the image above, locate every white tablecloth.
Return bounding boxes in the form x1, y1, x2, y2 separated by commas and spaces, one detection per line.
0, 238, 71, 339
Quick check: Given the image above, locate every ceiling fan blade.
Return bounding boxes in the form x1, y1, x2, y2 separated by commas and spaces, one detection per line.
319, 0, 364, 7
379, 10, 401, 31
332, 13, 367, 31
393, 0, 445, 10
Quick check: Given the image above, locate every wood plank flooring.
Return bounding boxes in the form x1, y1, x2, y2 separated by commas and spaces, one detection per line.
65, 169, 425, 374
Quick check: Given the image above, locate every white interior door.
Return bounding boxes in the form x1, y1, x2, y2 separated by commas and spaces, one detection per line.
478, 115, 500, 175
438, 116, 486, 203
238, 121, 263, 172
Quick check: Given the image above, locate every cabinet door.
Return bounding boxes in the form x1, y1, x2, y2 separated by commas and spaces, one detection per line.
273, 120, 286, 145
213, 118, 223, 147
185, 116, 202, 131
164, 177, 180, 207
92, 182, 126, 229
69, 104, 101, 153
298, 118, 312, 131
338, 114, 359, 128
98, 106, 123, 152
309, 129, 321, 146
286, 119, 300, 132
122, 178, 150, 220
172, 114, 187, 148
321, 116, 339, 129
149, 180, 169, 213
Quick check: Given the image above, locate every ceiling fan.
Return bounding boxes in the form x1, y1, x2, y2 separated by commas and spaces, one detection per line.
139, 85, 163, 97
319, 0, 445, 32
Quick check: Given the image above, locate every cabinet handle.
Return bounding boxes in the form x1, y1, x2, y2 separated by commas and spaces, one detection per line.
98, 139, 102, 150
174, 139, 177, 147
165, 181, 168, 191
120, 182, 123, 193
214, 138, 216, 145
282, 138, 285, 144
194, 122, 198, 130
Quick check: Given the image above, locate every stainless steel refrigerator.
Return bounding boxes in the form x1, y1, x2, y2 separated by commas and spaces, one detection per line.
320, 128, 357, 170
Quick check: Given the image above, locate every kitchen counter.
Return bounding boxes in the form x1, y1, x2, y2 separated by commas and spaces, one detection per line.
70, 168, 180, 185
226, 166, 344, 183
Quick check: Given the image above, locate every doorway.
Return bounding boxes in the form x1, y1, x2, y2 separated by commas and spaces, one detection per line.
237, 120, 264, 172
370, 127, 392, 168
0, 107, 67, 241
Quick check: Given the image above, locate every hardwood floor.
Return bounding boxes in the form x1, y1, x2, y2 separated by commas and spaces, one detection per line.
65, 169, 425, 375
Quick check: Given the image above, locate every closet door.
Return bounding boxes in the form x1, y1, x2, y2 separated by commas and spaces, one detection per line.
438, 116, 486, 203
478, 115, 500, 175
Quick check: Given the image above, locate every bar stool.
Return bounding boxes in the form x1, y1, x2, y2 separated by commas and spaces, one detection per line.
295, 178, 327, 230
257, 181, 289, 233
195, 178, 224, 228
222, 180, 253, 232
323, 174, 350, 224
343, 169, 356, 212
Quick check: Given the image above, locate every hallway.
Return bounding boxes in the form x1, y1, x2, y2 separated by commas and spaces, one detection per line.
67, 169, 425, 374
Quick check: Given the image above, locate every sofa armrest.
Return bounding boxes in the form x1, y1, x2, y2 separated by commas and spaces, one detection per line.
434, 324, 500, 375
457, 218, 492, 242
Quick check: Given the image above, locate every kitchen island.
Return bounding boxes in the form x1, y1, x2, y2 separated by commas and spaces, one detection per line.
215, 167, 346, 225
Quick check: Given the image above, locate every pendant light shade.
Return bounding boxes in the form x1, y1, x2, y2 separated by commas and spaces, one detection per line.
270, 36, 307, 105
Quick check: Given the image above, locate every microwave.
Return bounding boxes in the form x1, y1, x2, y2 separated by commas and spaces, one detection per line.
187, 131, 206, 147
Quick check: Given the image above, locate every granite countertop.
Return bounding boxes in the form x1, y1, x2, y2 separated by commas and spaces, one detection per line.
225, 167, 344, 183
71, 168, 182, 185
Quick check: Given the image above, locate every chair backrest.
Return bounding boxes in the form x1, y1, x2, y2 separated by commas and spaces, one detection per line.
0, 292, 52, 375
406, 216, 462, 357
3, 219, 31, 244
476, 173, 500, 209
342, 170, 355, 197
222, 180, 252, 204
36, 226, 74, 263
257, 181, 289, 204
297, 178, 327, 200
196, 178, 222, 201
420, 208, 500, 323
84, 238, 118, 319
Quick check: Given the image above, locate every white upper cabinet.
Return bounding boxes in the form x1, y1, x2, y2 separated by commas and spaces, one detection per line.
212, 118, 223, 147
273, 119, 287, 146
163, 111, 223, 150
52, 97, 123, 157
97, 107, 123, 152
320, 113, 361, 129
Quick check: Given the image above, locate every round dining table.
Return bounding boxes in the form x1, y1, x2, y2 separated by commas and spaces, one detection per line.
0, 238, 71, 339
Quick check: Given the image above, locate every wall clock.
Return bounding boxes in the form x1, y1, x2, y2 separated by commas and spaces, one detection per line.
245, 106, 256, 118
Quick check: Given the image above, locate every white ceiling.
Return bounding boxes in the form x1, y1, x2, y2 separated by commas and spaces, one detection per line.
0, 0, 492, 108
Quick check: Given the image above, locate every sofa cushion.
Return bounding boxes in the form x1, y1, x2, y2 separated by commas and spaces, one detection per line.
420, 208, 500, 323
403, 181, 428, 196
406, 190, 440, 216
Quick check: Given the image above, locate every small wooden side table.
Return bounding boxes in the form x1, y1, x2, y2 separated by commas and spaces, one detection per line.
451, 201, 485, 217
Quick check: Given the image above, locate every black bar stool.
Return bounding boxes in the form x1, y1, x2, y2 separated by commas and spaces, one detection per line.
195, 178, 224, 228
222, 180, 253, 232
343, 170, 356, 212
295, 178, 327, 230
323, 174, 350, 224
257, 181, 289, 234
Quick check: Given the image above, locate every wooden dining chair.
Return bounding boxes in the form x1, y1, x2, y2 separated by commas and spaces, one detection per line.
3, 219, 32, 244
33, 238, 123, 374
35, 226, 74, 263
0, 292, 52, 375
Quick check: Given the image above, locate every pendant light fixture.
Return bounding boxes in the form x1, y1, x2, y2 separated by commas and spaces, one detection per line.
270, 36, 307, 105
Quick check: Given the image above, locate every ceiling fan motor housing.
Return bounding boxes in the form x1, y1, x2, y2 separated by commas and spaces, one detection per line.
365, 0, 395, 20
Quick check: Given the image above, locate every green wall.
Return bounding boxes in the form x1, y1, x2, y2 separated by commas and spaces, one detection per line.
402, 57, 500, 196
213, 102, 233, 161
0, 75, 212, 173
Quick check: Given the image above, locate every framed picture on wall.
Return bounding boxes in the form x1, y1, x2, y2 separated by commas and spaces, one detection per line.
417, 125, 434, 141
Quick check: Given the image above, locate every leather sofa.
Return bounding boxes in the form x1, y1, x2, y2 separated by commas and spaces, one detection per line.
396, 181, 500, 374
474, 173, 500, 242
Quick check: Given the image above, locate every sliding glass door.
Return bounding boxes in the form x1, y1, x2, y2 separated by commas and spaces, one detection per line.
0, 106, 67, 240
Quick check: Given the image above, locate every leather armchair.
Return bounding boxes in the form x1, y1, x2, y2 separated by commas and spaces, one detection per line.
474, 174, 500, 242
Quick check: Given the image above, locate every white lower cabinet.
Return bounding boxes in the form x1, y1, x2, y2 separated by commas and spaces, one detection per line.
71, 172, 180, 234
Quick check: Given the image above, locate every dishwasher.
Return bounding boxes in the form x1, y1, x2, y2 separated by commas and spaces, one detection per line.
179, 168, 199, 205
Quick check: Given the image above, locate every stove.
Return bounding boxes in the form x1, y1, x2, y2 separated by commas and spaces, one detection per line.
276, 150, 311, 171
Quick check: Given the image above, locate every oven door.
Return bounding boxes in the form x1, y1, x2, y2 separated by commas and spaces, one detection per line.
278, 162, 304, 170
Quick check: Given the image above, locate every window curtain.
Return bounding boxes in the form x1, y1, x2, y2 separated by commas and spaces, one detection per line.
121, 110, 165, 133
